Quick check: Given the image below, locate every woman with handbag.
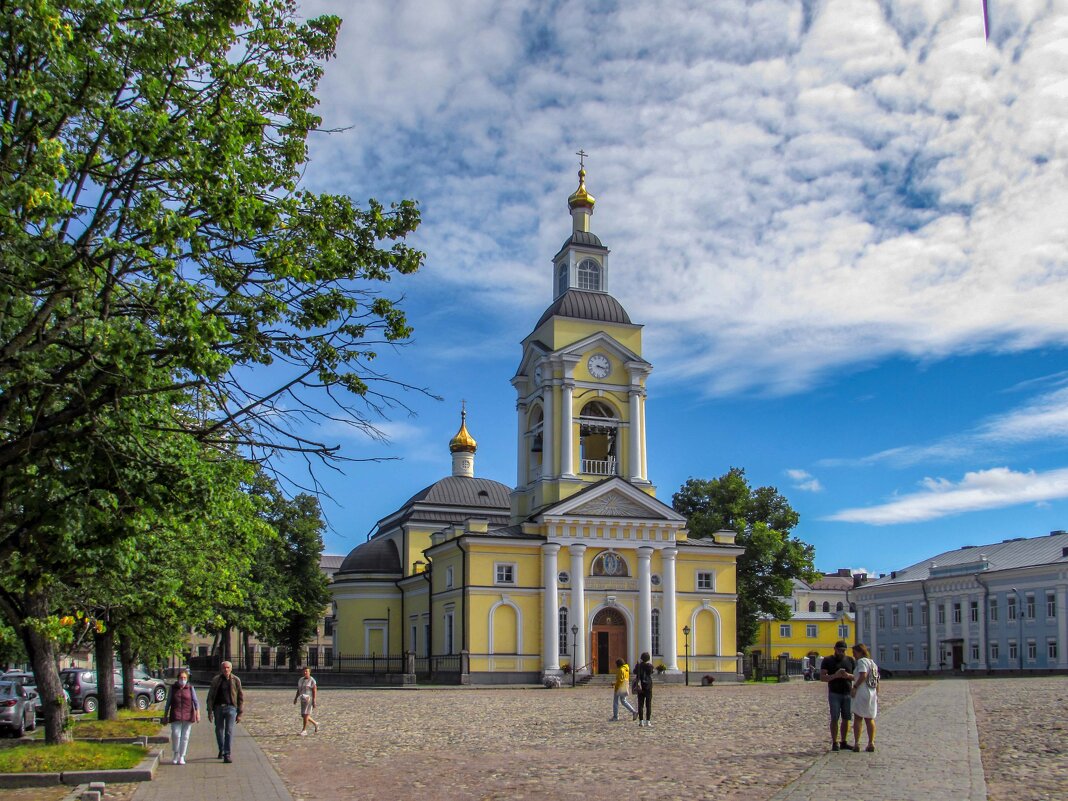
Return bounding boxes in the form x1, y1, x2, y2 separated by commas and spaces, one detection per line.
163, 669, 200, 765
849, 643, 879, 752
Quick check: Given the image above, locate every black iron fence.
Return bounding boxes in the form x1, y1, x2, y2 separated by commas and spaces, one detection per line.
744, 653, 806, 680
191, 651, 462, 678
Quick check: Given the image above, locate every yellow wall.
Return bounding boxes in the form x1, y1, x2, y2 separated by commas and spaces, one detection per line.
755, 617, 854, 658
333, 592, 401, 656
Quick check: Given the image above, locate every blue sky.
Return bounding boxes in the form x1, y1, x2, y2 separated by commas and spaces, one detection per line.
286, 0, 1068, 577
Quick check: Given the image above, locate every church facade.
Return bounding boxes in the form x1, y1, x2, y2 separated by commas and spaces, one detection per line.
331, 168, 743, 683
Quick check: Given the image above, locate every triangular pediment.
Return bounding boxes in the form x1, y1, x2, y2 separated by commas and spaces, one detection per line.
556, 331, 646, 366
538, 477, 684, 522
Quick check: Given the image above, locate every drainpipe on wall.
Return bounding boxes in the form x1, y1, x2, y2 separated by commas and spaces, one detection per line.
457, 538, 469, 652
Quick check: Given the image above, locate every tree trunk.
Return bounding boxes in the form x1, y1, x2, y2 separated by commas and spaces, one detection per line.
118, 631, 135, 710
16, 591, 72, 744
93, 624, 118, 720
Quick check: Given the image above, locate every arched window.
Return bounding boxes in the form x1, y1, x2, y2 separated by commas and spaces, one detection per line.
836, 601, 844, 612
651, 609, 661, 656
558, 607, 568, 656
591, 550, 629, 577
822, 601, 830, 612
557, 262, 569, 296
527, 406, 544, 478
579, 401, 618, 476
849, 602, 856, 613
808, 601, 817, 612
577, 258, 601, 290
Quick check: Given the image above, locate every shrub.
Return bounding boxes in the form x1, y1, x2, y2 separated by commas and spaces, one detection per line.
702, 675, 716, 686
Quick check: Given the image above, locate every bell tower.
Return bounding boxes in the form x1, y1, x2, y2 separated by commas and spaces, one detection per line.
511, 162, 653, 521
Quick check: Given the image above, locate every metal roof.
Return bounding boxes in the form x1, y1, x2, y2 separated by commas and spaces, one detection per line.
557, 231, 606, 252
336, 537, 402, 575
535, 289, 633, 328
399, 476, 512, 509
866, 530, 1068, 587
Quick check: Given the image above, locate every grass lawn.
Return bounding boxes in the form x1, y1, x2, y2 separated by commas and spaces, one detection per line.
30, 709, 164, 741
0, 742, 146, 773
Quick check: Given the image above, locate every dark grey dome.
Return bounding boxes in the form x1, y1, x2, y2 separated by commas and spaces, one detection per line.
536, 289, 632, 328
338, 536, 401, 575
400, 476, 511, 509
559, 231, 605, 250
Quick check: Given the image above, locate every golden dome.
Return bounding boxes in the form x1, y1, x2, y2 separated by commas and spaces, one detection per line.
567, 167, 596, 210
449, 408, 477, 453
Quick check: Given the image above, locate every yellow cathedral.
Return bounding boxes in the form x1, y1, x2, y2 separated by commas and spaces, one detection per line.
331, 168, 743, 683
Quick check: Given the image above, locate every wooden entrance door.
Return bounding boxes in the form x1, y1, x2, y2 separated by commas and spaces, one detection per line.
591, 608, 627, 674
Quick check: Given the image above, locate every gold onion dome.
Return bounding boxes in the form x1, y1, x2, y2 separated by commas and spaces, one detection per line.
449, 409, 477, 453
567, 167, 596, 210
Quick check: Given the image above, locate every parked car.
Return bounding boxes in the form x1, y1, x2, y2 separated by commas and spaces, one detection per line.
60, 668, 153, 713
131, 668, 167, 703
0, 670, 34, 689
0, 681, 36, 737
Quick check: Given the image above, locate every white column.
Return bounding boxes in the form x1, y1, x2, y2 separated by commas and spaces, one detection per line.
560, 381, 575, 477
637, 547, 654, 657
628, 388, 642, 481
516, 401, 528, 487
976, 591, 988, 670
944, 599, 953, 668
569, 544, 587, 671
541, 544, 560, 672
961, 595, 970, 668
661, 547, 678, 669
1058, 586, 1068, 668
542, 383, 554, 480
927, 600, 938, 670
639, 393, 648, 480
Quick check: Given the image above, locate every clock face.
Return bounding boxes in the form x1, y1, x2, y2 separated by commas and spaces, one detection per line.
587, 354, 611, 379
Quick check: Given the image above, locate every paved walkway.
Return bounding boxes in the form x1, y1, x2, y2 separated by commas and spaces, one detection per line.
132, 714, 292, 801
771, 679, 987, 800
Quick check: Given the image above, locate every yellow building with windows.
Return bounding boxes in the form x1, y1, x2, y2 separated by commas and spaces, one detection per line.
332, 168, 743, 683
754, 571, 862, 660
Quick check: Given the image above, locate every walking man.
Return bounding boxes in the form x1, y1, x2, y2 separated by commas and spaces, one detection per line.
206, 660, 244, 763
820, 640, 855, 751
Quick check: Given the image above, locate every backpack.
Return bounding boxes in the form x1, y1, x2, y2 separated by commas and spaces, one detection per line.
865, 661, 879, 690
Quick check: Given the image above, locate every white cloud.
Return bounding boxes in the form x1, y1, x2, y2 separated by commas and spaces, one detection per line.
786, 468, 823, 492
296, 1, 1068, 397
825, 466, 1068, 524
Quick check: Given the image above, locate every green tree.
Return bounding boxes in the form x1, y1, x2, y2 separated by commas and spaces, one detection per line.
673, 468, 818, 650
1, 0, 427, 742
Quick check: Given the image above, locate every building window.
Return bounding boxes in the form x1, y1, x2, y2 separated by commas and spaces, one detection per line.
444, 611, 455, 654
937, 606, 945, 625
495, 563, 516, 585
906, 604, 914, 627
780, 624, 791, 638
410, 623, 418, 655
921, 604, 928, 625
576, 258, 602, 291
878, 609, 885, 628
891, 606, 899, 627
822, 601, 830, 613
970, 601, 979, 623
1027, 640, 1037, 662
989, 598, 998, 623
696, 571, 714, 591
1047, 593, 1057, 619
1026, 594, 1035, 620
1049, 640, 1059, 661
970, 643, 979, 662
808, 601, 817, 612
892, 645, 900, 663
1008, 640, 1018, 662
836, 601, 844, 612
878, 646, 886, 663
307, 647, 319, 667
324, 617, 334, 636
849, 602, 856, 613
990, 641, 999, 662
445, 566, 454, 588
260, 646, 270, 665
424, 622, 431, 657
838, 624, 849, 639
806, 624, 818, 638
952, 603, 961, 624
557, 262, 568, 296
558, 608, 568, 656
906, 644, 914, 663
324, 647, 334, 667
1008, 595, 1017, 621
921, 644, 928, 664
651, 609, 661, 655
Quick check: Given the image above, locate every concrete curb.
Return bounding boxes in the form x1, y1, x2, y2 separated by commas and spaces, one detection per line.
0, 747, 160, 788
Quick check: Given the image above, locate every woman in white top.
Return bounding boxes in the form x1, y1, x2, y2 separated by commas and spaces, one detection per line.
849, 643, 878, 752
293, 666, 318, 735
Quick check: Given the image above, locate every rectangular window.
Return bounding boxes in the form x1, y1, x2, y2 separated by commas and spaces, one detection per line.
696, 571, 714, 591
444, 611, 455, 654
198, 645, 209, 658
1026, 594, 1035, 620
494, 563, 515, 585
1007, 596, 1017, 621
906, 604, 914, 627
891, 606, 899, 627
970, 601, 979, 623
324, 648, 334, 667
989, 598, 998, 623
892, 645, 900, 663
877, 609, 885, 629
906, 644, 914, 663
780, 624, 791, 638
307, 647, 319, 667
558, 608, 569, 656
937, 606, 946, 625
424, 622, 431, 657
651, 610, 661, 656
1049, 640, 1059, 660
445, 566, 454, 588
921, 604, 928, 625
1008, 640, 1018, 661
952, 603, 961, 624
806, 624, 818, 638
324, 617, 334, 636
990, 641, 999, 662
1048, 593, 1057, 619
878, 646, 886, 663
970, 643, 979, 662
411, 624, 418, 655
259, 646, 270, 666
838, 624, 849, 639
1027, 640, 1037, 661
921, 644, 928, 664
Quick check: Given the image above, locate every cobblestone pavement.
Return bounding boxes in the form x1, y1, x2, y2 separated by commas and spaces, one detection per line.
969, 677, 1068, 801
241, 680, 923, 801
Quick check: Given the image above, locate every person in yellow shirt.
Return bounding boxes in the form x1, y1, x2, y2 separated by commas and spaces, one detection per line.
611, 658, 639, 721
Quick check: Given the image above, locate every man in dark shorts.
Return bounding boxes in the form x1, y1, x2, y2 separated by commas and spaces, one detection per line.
820, 640, 855, 751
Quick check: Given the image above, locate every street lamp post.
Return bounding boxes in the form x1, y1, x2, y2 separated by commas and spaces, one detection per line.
570, 624, 579, 688
683, 625, 691, 686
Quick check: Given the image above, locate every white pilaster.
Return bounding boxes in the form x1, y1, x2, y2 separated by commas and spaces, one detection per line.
560, 380, 575, 477
542, 383, 554, 480
1059, 586, 1068, 668
569, 544, 587, 671
661, 547, 678, 669
628, 388, 641, 481
637, 547, 653, 657
639, 393, 648, 480
541, 544, 561, 672
927, 599, 938, 670
976, 591, 988, 669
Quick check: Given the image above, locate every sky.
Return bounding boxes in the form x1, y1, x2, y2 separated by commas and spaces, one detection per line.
284, 0, 1068, 577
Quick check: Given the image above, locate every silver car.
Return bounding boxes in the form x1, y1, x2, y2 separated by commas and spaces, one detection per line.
0, 681, 36, 737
